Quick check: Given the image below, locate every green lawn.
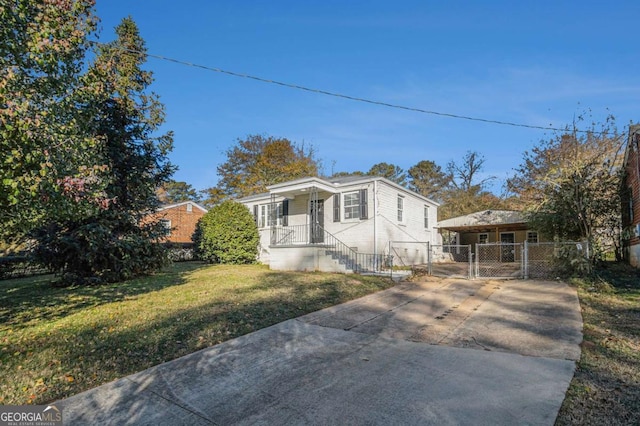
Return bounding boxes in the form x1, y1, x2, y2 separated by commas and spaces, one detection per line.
556, 263, 640, 425
0, 262, 395, 405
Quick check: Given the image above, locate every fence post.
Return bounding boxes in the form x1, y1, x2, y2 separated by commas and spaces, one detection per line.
523, 241, 529, 279
427, 243, 432, 276
475, 244, 479, 278
467, 244, 473, 279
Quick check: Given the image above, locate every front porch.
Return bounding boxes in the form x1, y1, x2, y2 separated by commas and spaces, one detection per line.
263, 224, 390, 274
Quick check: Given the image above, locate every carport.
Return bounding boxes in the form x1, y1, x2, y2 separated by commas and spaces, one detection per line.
436, 210, 531, 279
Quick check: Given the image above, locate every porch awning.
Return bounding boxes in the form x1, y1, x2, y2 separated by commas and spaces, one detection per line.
267, 177, 339, 198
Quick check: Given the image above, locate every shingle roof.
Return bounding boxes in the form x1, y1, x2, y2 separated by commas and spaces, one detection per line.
437, 210, 525, 229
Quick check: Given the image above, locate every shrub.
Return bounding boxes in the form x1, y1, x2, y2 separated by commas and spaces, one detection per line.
194, 201, 259, 264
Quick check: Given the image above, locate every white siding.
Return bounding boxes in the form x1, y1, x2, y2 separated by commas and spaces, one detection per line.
374, 181, 438, 264
326, 182, 375, 253
239, 177, 439, 269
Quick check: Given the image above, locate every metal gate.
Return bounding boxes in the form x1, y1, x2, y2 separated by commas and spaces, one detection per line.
429, 244, 473, 279
475, 243, 524, 279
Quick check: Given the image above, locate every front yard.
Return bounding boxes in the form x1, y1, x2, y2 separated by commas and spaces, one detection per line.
556, 263, 640, 425
0, 262, 395, 405
3, 260, 639, 423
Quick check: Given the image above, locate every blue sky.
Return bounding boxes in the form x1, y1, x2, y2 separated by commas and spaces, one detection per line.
95, 1, 639, 194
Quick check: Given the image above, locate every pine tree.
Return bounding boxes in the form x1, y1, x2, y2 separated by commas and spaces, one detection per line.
32, 17, 175, 284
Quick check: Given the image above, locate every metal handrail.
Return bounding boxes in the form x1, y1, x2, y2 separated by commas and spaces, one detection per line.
268, 224, 390, 273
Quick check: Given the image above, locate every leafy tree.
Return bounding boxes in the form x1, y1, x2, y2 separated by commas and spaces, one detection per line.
194, 200, 259, 264
407, 160, 451, 201
0, 0, 99, 241
330, 170, 366, 179
446, 151, 495, 192
31, 17, 175, 284
209, 135, 320, 201
157, 180, 200, 204
439, 151, 503, 220
199, 186, 227, 209
507, 115, 624, 259
368, 162, 407, 186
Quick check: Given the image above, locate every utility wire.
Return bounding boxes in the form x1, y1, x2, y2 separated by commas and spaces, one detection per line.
89, 41, 615, 135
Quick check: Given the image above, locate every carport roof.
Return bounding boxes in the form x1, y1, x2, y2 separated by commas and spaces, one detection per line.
437, 210, 528, 233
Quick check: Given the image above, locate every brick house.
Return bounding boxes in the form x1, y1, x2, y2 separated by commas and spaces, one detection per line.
149, 201, 208, 245
622, 124, 640, 267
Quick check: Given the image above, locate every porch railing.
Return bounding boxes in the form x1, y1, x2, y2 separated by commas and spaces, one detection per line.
270, 224, 309, 245
268, 224, 391, 273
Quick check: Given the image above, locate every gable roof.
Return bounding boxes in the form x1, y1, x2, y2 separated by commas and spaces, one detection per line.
237, 175, 439, 206
437, 210, 527, 232
157, 201, 208, 213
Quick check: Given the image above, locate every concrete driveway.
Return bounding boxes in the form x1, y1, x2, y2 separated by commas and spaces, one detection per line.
59, 278, 583, 425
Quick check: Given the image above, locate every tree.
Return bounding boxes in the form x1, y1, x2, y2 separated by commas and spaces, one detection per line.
157, 180, 200, 204
407, 160, 451, 201
209, 135, 320, 201
330, 170, 366, 179
194, 200, 259, 264
31, 17, 175, 284
439, 151, 502, 220
507, 115, 624, 259
368, 162, 407, 186
0, 0, 99, 242
446, 151, 495, 192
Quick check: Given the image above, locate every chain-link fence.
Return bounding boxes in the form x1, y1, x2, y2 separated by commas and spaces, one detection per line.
475, 243, 524, 279
524, 241, 590, 279
430, 244, 472, 279
388, 240, 589, 280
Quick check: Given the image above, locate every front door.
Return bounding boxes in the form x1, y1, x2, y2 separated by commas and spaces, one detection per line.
500, 232, 515, 262
310, 200, 324, 243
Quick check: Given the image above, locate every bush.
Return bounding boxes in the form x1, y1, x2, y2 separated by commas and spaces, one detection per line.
553, 244, 592, 278
194, 201, 259, 264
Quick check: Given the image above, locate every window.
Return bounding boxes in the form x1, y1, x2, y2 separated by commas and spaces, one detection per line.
478, 233, 488, 244
424, 206, 430, 228
258, 202, 285, 227
397, 195, 404, 222
186, 203, 193, 213
344, 191, 361, 220
160, 219, 172, 236
527, 231, 539, 243
340, 189, 368, 221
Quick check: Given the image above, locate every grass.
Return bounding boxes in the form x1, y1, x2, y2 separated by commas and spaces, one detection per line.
0, 262, 395, 405
555, 262, 640, 425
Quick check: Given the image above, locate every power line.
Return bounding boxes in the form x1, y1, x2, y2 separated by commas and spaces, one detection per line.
88, 41, 614, 135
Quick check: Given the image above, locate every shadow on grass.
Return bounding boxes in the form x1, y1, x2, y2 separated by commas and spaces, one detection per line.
0, 261, 208, 329
2, 268, 394, 405
0, 263, 393, 404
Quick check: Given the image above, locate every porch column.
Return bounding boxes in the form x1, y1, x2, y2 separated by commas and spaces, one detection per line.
270, 193, 276, 245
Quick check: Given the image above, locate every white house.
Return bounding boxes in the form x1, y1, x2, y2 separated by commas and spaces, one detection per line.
238, 176, 440, 273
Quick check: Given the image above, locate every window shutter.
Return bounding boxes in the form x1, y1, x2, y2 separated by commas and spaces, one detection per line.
253, 205, 259, 226
360, 189, 368, 219
333, 194, 341, 222
282, 200, 289, 226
